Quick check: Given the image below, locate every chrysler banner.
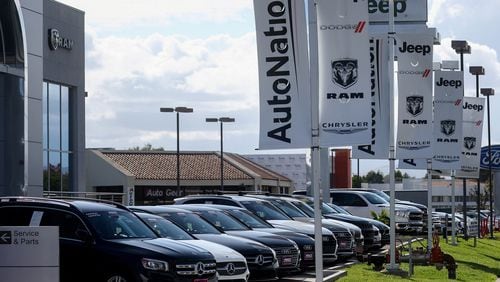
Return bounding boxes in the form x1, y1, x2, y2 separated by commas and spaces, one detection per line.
352, 36, 390, 159
396, 33, 434, 159
317, 0, 372, 147
456, 97, 485, 179
432, 70, 464, 170
255, 0, 311, 149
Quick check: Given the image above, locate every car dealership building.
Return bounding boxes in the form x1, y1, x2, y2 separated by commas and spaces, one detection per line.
1, 0, 85, 197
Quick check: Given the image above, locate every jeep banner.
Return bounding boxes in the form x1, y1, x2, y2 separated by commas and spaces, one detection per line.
352, 36, 390, 159
368, 0, 428, 24
432, 70, 464, 170
317, 0, 372, 147
254, 0, 311, 149
396, 32, 434, 159
456, 97, 486, 179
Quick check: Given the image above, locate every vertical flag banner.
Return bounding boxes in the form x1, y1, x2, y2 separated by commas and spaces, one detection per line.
456, 97, 485, 179
396, 33, 434, 159
317, 0, 372, 147
254, 0, 311, 149
352, 36, 390, 159
432, 70, 464, 169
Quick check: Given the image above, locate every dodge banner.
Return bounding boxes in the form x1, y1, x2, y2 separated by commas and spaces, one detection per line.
456, 97, 486, 179
254, 0, 311, 149
317, 0, 372, 147
432, 70, 464, 170
396, 32, 434, 159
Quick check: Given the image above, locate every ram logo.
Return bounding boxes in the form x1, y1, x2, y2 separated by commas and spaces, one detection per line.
332, 59, 358, 89
440, 120, 456, 136
464, 137, 476, 150
406, 96, 424, 117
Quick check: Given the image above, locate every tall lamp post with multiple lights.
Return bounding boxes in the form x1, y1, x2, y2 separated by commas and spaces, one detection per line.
452, 40, 471, 240
206, 117, 235, 192
160, 107, 193, 198
480, 88, 495, 239
469, 66, 485, 237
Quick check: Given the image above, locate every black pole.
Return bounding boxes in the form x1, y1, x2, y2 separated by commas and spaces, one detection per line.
475, 74, 481, 237
486, 95, 494, 238
460, 52, 468, 240
176, 111, 180, 197
220, 121, 224, 192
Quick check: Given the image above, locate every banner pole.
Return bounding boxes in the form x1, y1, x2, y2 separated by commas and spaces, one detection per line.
451, 171, 457, 245
307, 1, 323, 280
387, 0, 399, 271
427, 159, 433, 251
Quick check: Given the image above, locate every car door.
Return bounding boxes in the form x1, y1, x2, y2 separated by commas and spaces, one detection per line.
331, 193, 370, 218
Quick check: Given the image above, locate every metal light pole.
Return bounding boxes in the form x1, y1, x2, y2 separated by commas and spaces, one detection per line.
452, 40, 471, 240
160, 107, 193, 199
480, 88, 495, 239
469, 66, 485, 237
206, 117, 235, 192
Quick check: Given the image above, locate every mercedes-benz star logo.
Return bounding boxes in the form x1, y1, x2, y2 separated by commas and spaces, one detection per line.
255, 255, 264, 266
226, 263, 235, 275
195, 262, 205, 276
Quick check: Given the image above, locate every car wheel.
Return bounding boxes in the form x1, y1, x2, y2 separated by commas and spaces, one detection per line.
106, 274, 129, 282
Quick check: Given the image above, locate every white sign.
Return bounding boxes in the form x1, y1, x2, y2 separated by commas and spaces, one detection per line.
456, 97, 485, 179
432, 71, 463, 169
317, 0, 372, 147
255, 0, 311, 149
396, 32, 434, 159
353, 36, 390, 159
0, 226, 59, 282
368, 0, 428, 23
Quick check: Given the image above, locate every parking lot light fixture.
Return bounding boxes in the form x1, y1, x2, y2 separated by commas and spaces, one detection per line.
206, 117, 235, 192
481, 88, 495, 239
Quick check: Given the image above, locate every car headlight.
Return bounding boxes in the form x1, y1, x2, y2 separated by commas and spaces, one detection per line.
395, 210, 410, 222
303, 244, 313, 251
141, 258, 169, 272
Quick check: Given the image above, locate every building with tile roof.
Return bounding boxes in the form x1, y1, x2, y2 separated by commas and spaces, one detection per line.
86, 149, 292, 205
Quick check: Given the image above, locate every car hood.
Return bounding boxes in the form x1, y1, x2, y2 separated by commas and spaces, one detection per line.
193, 234, 273, 256
254, 228, 316, 245
324, 213, 373, 226
117, 238, 213, 260
267, 220, 333, 236
294, 217, 352, 232
225, 230, 296, 248
179, 239, 246, 263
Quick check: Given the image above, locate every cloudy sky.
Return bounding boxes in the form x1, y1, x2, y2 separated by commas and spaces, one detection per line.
59, 0, 500, 177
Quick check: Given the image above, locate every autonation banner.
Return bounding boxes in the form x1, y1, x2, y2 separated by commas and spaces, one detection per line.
432, 70, 464, 170
396, 32, 433, 159
254, 0, 311, 149
456, 97, 485, 179
317, 0, 371, 147
352, 36, 390, 159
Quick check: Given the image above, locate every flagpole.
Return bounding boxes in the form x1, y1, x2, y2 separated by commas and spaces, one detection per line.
308, 1, 324, 281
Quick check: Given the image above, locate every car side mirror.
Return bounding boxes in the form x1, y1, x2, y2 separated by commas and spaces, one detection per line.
75, 228, 93, 244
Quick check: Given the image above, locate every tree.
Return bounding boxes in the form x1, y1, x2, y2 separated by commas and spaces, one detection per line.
371, 209, 390, 225
352, 175, 362, 188
128, 143, 165, 151
365, 170, 385, 184
469, 185, 490, 210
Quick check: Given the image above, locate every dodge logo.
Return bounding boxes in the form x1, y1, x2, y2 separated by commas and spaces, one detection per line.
331, 59, 358, 89
406, 96, 424, 117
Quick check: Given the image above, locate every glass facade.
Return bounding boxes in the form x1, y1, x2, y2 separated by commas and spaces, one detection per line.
43, 82, 71, 192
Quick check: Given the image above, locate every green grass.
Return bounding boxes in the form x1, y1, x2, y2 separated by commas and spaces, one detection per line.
338, 233, 500, 282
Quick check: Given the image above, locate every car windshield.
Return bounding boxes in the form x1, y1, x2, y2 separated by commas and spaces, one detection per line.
363, 193, 387, 205
84, 210, 157, 240
290, 201, 314, 217
139, 215, 194, 240
326, 203, 352, 215
159, 212, 221, 235
298, 198, 339, 215
371, 190, 390, 202
270, 199, 309, 218
241, 201, 292, 221
197, 210, 250, 231
227, 209, 273, 229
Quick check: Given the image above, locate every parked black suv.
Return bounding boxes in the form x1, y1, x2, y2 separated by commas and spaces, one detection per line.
0, 197, 217, 282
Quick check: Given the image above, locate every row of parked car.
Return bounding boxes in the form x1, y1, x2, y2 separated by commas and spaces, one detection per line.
0, 192, 394, 282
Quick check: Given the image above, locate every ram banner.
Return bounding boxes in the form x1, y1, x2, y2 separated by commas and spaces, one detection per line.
432, 70, 464, 169
396, 32, 434, 159
456, 97, 485, 179
352, 36, 390, 159
254, 0, 311, 149
317, 0, 371, 147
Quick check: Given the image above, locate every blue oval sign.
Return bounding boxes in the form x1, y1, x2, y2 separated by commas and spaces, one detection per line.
480, 145, 500, 171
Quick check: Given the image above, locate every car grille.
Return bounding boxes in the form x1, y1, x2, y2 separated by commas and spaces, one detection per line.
322, 235, 337, 257
274, 247, 300, 267
245, 254, 275, 267
333, 232, 353, 251
176, 262, 217, 276
409, 211, 423, 222
216, 262, 248, 276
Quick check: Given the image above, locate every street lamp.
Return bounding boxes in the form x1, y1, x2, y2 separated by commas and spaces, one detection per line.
469, 66, 485, 237
206, 117, 235, 192
452, 39, 471, 240
160, 107, 193, 198
480, 88, 495, 239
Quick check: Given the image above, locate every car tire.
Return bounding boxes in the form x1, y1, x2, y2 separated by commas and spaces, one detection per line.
105, 273, 130, 282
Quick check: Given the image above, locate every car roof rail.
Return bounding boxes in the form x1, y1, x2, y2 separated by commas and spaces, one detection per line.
0, 196, 73, 208
45, 196, 128, 210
